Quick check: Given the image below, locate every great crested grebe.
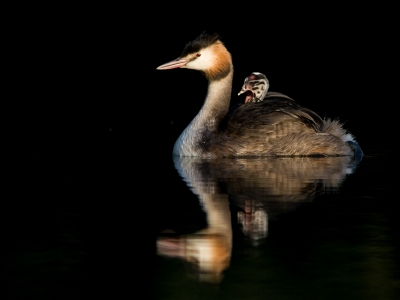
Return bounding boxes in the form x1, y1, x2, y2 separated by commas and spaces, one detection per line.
156, 33, 363, 159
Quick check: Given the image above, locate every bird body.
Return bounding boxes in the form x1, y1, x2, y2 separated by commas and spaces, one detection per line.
157, 33, 363, 159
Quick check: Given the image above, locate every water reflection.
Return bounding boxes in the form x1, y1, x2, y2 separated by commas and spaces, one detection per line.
157, 156, 361, 283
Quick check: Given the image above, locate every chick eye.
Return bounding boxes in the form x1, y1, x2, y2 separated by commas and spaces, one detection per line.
196, 53, 201, 57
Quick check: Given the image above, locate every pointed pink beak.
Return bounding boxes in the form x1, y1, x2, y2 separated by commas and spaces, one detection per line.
156, 58, 189, 70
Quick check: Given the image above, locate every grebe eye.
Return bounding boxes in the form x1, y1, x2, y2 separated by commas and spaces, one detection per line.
196, 53, 201, 57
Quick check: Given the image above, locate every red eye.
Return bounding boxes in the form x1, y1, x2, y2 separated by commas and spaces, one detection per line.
196, 53, 201, 57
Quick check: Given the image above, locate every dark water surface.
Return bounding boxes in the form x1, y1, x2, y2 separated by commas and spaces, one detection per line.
153, 151, 398, 300
2, 148, 397, 299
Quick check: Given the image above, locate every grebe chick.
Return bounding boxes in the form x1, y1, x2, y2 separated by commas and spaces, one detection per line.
238, 72, 269, 103
238, 72, 294, 103
156, 32, 363, 159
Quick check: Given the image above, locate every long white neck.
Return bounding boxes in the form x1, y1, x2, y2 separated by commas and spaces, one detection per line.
173, 71, 233, 157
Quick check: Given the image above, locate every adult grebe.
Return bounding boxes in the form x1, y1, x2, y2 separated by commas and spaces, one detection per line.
156, 33, 363, 158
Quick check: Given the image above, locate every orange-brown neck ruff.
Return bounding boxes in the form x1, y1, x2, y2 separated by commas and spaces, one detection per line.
203, 42, 232, 81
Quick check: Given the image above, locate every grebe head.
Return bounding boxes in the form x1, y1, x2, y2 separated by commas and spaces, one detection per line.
156, 32, 232, 81
238, 72, 269, 103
